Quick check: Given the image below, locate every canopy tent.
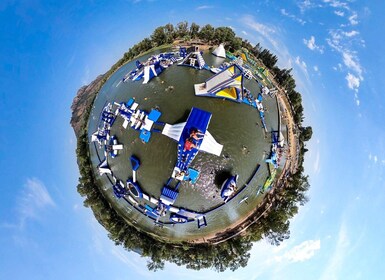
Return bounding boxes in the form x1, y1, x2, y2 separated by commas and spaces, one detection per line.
212, 43, 226, 58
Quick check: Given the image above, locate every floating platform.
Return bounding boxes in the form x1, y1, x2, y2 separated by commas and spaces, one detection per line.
194, 64, 245, 103
162, 107, 223, 172
127, 179, 143, 198
170, 213, 188, 223
220, 175, 239, 203
178, 46, 206, 69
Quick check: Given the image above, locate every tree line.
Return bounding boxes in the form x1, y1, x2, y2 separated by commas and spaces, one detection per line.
73, 21, 312, 271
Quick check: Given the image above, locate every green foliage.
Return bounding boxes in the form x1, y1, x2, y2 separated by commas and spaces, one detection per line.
189, 22, 200, 39
151, 27, 168, 46
176, 21, 189, 38
198, 24, 215, 42
301, 126, 313, 142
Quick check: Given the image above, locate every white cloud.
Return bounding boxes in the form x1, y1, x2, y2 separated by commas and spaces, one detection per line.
294, 56, 311, 86
314, 65, 319, 72
343, 30, 359, 37
3, 178, 55, 230
241, 15, 276, 41
242, 30, 248, 35
320, 223, 350, 280
282, 240, 321, 262
326, 27, 364, 96
110, 246, 151, 278
241, 15, 295, 69
342, 52, 362, 78
310, 0, 364, 98
196, 5, 213, 10
303, 36, 324, 53
349, 12, 358, 25
281, 9, 306, 25
295, 56, 307, 69
298, 0, 322, 13
345, 73, 360, 91
334, 10, 344, 17
229, 25, 236, 31
314, 148, 320, 174
323, 0, 350, 10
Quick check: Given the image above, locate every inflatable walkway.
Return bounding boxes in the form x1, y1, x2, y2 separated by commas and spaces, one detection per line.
161, 107, 223, 172
194, 64, 245, 102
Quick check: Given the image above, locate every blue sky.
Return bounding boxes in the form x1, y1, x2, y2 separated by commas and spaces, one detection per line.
1, 0, 384, 279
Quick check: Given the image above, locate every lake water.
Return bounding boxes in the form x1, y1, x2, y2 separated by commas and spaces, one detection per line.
88, 49, 284, 241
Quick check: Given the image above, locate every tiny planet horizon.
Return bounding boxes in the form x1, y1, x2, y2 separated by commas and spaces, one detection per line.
86, 44, 292, 243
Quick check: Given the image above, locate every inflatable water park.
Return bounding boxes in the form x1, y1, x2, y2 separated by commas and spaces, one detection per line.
89, 43, 287, 236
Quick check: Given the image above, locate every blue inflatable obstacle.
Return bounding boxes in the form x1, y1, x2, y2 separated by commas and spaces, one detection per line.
170, 213, 188, 223
194, 64, 245, 102
177, 108, 212, 171
144, 204, 159, 219
130, 155, 140, 171
101, 104, 116, 125
113, 180, 128, 198
271, 131, 284, 148
124, 60, 144, 82
172, 167, 200, 183
265, 151, 278, 169
197, 215, 207, 228
178, 46, 206, 69
161, 107, 223, 180
116, 98, 163, 143
139, 109, 162, 143
105, 135, 123, 158
159, 178, 180, 206
220, 174, 239, 203
142, 57, 164, 84
126, 179, 143, 198
242, 88, 258, 108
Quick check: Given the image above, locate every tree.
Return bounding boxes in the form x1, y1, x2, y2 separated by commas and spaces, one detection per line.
164, 23, 176, 43
301, 126, 313, 142
229, 37, 242, 52
176, 21, 189, 38
151, 26, 167, 46
259, 49, 278, 69
251, 43, 262, 57
190, 22, 200, 39
147, 259, 165, 271
213, 27, 236, 44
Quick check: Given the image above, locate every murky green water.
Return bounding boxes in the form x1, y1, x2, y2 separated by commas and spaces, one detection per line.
88, 49, 282, 241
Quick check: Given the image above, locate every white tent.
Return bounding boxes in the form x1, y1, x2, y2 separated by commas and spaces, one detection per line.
212, 43, 226, 58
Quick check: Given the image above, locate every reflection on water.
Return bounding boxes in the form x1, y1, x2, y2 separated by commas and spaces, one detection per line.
88, 49, 281, 241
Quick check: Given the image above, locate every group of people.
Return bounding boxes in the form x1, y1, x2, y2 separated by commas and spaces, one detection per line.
183, 128, 205, 152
